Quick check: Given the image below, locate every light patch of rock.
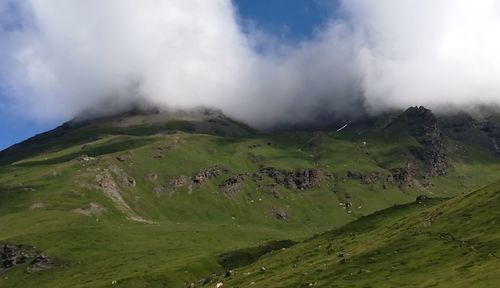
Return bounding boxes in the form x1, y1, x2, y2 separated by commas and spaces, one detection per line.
72, 202, 106, 216
96, 172, 155, 224
29, 203, 47, 210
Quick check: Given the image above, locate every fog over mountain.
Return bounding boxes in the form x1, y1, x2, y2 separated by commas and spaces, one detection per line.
1, 0, 500, 127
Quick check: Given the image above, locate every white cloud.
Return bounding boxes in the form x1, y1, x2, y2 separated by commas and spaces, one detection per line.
1, 0, 500, 128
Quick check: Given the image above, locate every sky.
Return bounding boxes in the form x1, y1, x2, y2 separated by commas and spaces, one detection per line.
0, 0, 331, 150
2, 1, 500, 150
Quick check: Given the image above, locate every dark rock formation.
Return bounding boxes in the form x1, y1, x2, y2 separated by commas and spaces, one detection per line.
170, 175, 189, 188
416, 195, 429, 203
258, 167, 319, 190
388, 163, 417, 188
26, 254, 54, 273
1, 244, 53, 273
399, 106, 448, 176
271, 208, 288, 220
193, 166, 225, 185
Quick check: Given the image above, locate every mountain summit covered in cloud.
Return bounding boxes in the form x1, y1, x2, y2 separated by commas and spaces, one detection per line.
1, 0, 500, 128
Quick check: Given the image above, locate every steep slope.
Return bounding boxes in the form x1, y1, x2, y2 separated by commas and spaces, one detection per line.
0, 108, 255, 165
219, 182, 500, 287
0, 106, 499, 287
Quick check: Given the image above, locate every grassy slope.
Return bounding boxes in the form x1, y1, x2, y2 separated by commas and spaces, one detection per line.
221, 182, 500, 287
0, 121, 499, 287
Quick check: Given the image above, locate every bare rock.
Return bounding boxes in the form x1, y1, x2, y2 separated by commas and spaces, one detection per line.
399, 106, 448, 176
259, 167, 319, 190
145, 173, 158, 182
219, 174, 247, 197
26, 254, 54, 273
76, 154, 96, 164
171, 175, 189, 188
1, 244, 53, 273
29, 203, 47, 210
347, 171, 383, 184
271, 208, 288, 220
119, 175, 136, 187
116, 152, 133, 162
388, 163, 417, 188
109, 166, 136, 188
193, 166, 225, 185
72, 202, 106, 216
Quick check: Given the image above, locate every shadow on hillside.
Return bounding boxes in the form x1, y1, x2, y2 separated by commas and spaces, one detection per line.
12, 138, 155, 167
217, 240, 296, 270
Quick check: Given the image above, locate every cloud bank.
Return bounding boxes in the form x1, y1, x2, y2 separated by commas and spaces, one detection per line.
1, 0, 500, 127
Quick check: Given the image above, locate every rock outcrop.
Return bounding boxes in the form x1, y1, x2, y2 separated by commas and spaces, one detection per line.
346, 171, 383, 185
271, 208, 288, 220
219, 174, 247, 197
1, 244, 54, 273
258, 167, 319, 190
388, 163, 418, 188
401, 106, 448, 176
96, 171, 155, 224
193, 166, 224, 185
72, 202, 106, 216
386, 106, 448, 177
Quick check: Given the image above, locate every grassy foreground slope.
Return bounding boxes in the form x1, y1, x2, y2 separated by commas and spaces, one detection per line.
0, 108, 499, 287
220, 181, 500, 287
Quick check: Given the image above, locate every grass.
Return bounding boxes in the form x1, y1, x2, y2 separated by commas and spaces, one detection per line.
219, 184, 500, 287
0, 116, 500, 287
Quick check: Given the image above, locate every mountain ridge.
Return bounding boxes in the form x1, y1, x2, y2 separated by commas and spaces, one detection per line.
1, 105, 500, 287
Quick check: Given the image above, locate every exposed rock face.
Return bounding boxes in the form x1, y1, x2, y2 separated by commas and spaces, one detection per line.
346, 171, 383, 185
116, 152, 133, 162
193, 166, 224, 185
154, 175, 194, 197
170, 175, 189, 188
109, 165, 136, 188
271, 208, 288, 220
72, 202, 106, 216
219, 174, 247, 197
119, 175, 136, 187
26, 254, 54, 273
1, 244, 53, 273
398, 106, 448, 176
258, 167, 319, 190
96, 172, 155, 224
29, 202, 47, 210
76, 155, 97, 165
1, 244, 31, 270
388, 163, 417, 188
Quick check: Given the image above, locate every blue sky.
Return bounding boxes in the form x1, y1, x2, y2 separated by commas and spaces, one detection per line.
0, 0, 332, 150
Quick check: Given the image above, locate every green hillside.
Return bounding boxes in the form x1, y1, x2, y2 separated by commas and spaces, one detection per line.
1, 107, 500, 287
218, 180, 500, 287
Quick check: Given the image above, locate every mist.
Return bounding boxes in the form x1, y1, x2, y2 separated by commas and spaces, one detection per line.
1, 0, 500, 128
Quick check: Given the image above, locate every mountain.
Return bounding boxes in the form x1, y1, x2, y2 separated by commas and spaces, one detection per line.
0, 106, 500, 287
